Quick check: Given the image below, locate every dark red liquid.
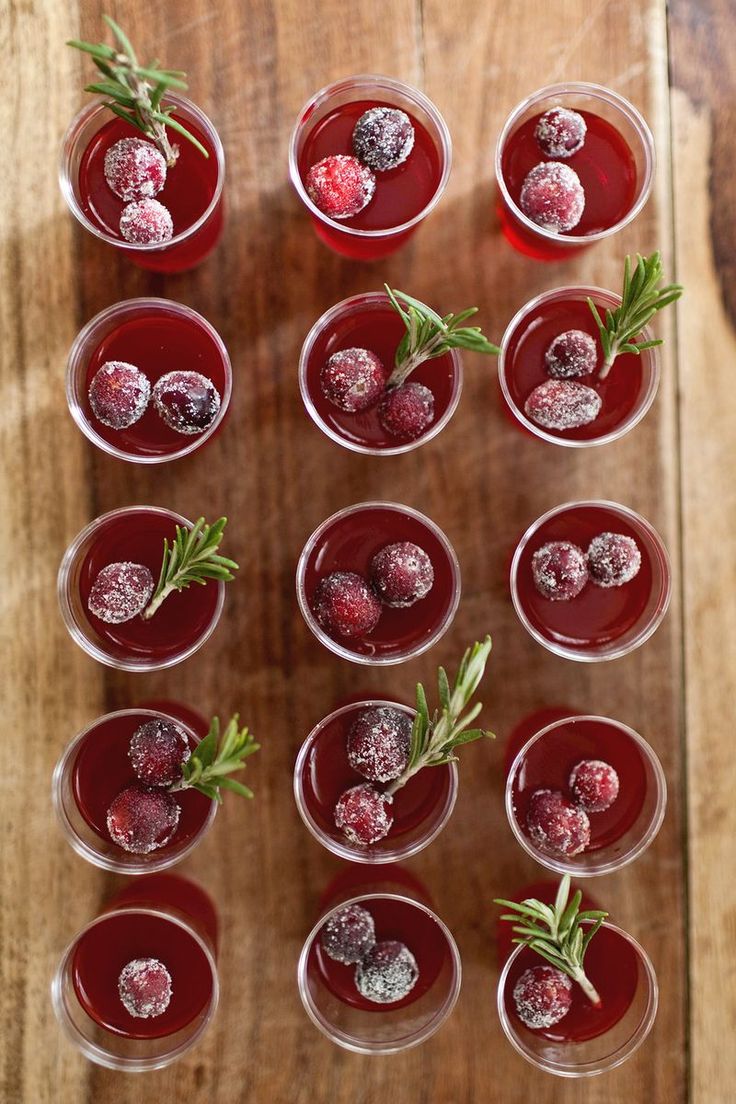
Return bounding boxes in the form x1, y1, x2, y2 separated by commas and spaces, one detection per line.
302, 505, 457, 659
319, 863, 432, 913
495, 880, 601, 967
110, 874, 218, 951
503, 707, 577, 775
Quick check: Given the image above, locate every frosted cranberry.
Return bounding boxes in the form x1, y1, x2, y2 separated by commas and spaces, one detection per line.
570, 759, 620, 812
119, 198, 173, 244
87, 562, 154, 624
526, 789, 591, 857
352, 107, 415, 171
520, 162, 585, 232
106, 783, 181, 854
334, 783, 394, 846
320, 348, 388, 412
129, 719, 191, 787
544, 330, 598, 379
313, 572, 382, 638
534, 108, 587, 159
370, 541, 434, 608
378, 382, 435, 441
104, 137, 167, 201
347, 706, 411, 783
118, 958, 172, 1018
305, 154, 376, 219
355, 940, 419, 1004
531, 541, 588, 601
320, 904, 376, 964
524, 379, 602, 431
152, 370, 221, 435
587, 532, 642, 587
513, 965, 572, 1029
88, 360, 151, 429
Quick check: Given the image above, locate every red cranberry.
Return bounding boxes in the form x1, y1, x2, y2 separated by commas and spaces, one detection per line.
313, 572, 382, 638
370, 541, 434, 607
320, 904, 376, 964
320, 347, 388, 412
87, 562, 154, 624
526, 789, 591, 857
524, 379, 602, 431
352, 107, 415, 171
88, 361, 151, 429
152, 370, 221, 435
534, 108, 587, 159
106, 783, 181, 854
129, 719, 191, 787
118, 958, 172, 1018
512, 964, 572, 1029
519, 162, 585, 232
378, 382, 435, 441
334, 783, 393, 846
355, 940, 419, 1004
544, 330, 598, 379
569, 759, 620, 812
347, 706, 411, 783
305, 154, 376, 219
587, 532, 642, 587
531, 541, 588, 601
104, 137, 167, 201
119, 198, 173, 244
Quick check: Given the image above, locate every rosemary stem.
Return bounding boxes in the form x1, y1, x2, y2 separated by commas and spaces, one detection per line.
571, 966, 602, 1007
142, 584, 173, 620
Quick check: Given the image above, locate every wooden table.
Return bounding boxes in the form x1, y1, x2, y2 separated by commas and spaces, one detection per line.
2, 1, 734, 1101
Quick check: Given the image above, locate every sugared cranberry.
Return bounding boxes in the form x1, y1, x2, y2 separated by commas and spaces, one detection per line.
531, 541, 588, 601
104, 137, 167, 201
370, 541, 434, 607
334, 783, 394, 846
305, 155, 376, 219
320, 347, 388, 412
87, 562, 154, 624
152, 370, 221, 435
526, 789, 591, 857
519, 162, 585, 233
129, 719, 191, 787
118, 957, 172, 1018
313, 572, 382, 639
587, 532, 642, 587
88, 361, 151, 429
524, 379, 602, 431
378, 382, 435, 441
320, 904, 376, 964
106, 783, 181, 854
347, 706, 411, 783
570, 759, 620, 812
352, 107, 415, 171
534, 108, 587, 159
512, 964, 572, 1029
119, 198, 173, 244
355, 940, 419, 1004
544, 330, 598, 379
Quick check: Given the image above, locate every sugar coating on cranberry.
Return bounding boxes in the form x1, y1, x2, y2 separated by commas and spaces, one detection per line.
118, 957, 172, 1018
320, 904, 376, 965
544, 330, 598, 380
512, 964, 572, 1029
379, 382, 435, 441
313, 571, 382, 639
531, 541, 588, 601
569, 759, 620, 812
152, 370, 221, 435
352, 107, 415, 172
104, 137, 167, 202
88, 360, 151, 430
320, 347, 388, 413
370, 541, 434, 608
587, 532, 642, 588
520, 162, 585, 233
106, 783, 181, 854
347, 706, 411, 783
526, 789, 591, 857
534, 108, 587, 159
119, 198, 174, 244
305, 155, 376, 219
129, 719, 191, 787
87, 562, 154, 624
355, 940, 419, 1004
524, 379, 602, 431
334, 783, 394, 846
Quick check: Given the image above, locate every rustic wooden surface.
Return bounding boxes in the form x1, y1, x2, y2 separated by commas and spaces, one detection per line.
1, 0, 732, 1101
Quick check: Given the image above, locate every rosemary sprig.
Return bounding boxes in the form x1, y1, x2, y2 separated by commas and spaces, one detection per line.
587, 251, 683, 379
172, 715, 259, 803
384, 286, 500, 388
386, 636, 494, 795
67, 15, 208, 166
495, 875, 608, 1006
143, 517, 238, 619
